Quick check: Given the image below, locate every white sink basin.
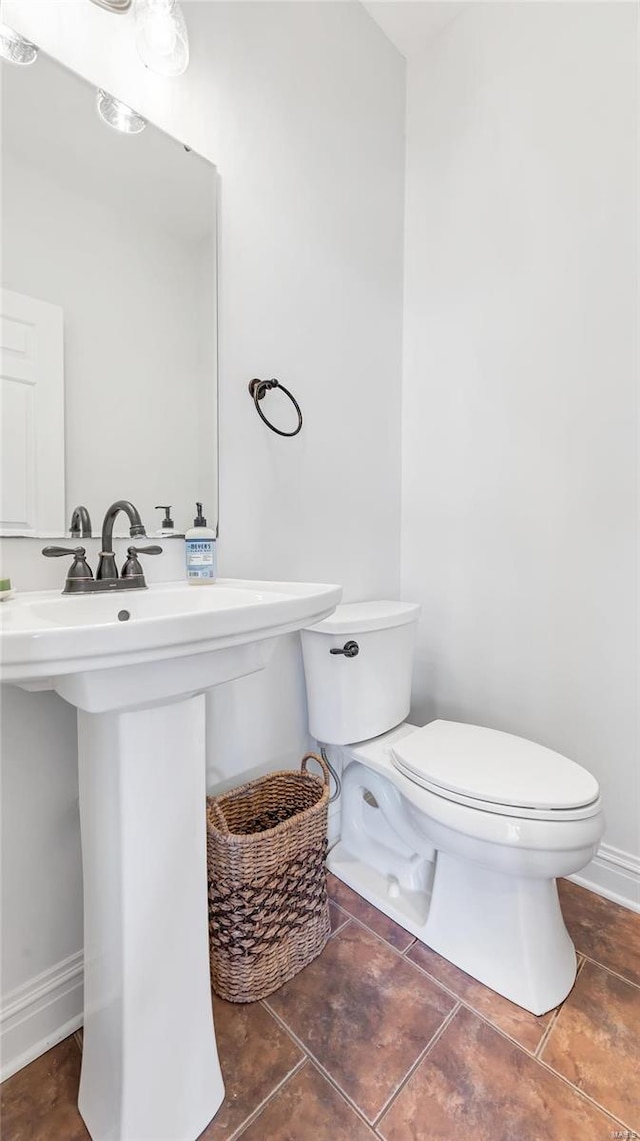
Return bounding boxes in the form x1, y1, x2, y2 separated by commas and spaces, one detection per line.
1, 578, 341, 713
0, 576, 341, 1141
1, 577, 341, 679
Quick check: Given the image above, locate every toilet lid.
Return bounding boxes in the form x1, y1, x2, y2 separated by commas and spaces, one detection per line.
306, 600, 420, 635
391, 720, 600, 811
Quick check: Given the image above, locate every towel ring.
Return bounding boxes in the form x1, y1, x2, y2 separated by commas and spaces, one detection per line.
248, 378, 303, 437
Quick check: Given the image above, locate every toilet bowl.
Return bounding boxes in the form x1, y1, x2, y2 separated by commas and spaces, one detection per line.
301, 602, 605, 1015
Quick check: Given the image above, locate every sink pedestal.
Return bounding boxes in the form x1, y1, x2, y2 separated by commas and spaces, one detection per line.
1, 577, 342, 1138
77, 695, 223, 1141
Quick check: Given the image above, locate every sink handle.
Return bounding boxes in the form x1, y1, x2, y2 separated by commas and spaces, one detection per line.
43, 545, 87, 557
121, 544, 163, 581
42, 546, 94, 593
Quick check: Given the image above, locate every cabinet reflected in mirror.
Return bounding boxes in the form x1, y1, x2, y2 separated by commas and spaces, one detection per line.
1, 50, 217, 538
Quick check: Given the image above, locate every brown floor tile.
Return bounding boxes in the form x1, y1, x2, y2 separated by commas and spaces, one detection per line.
265, 920, 454, 1122
199, 995, 303, 1139
407, 940, 556, 1053
240, 1060, 377, 1140
327, 873, 415, 953
0, 1037, 88, 1141
329, 900, 350, 935
540, 958, 640, 1128
378, 1005, 616, 1141
559, 879, 640, 986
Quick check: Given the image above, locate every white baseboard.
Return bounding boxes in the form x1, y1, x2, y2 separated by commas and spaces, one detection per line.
1, 951, 84, 1082
568, 843, 640, 913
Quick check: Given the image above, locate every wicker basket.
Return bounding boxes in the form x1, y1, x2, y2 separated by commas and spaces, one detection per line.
206, 753, 331, 1002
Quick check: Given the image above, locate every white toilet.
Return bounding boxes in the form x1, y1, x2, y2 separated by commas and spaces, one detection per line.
301, 601, 605, 1015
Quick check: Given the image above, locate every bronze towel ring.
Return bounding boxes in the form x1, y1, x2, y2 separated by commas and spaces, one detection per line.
248, 378, 303, 437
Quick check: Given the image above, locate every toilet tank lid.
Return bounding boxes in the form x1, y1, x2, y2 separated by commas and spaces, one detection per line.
304, 600, 420, 635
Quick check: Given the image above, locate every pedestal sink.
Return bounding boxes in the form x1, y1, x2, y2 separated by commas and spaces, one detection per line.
0, 578, 341, 1141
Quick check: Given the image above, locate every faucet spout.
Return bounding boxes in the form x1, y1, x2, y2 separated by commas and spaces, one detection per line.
97, 501, 146, 582
70, 505, 92, 539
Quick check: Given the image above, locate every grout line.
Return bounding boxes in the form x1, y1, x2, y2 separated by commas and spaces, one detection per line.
534, 1005, 564, 1059
402, 952, 546, 1057
263, 1000, 383, 1129
532, 1051, 636, 1132
577, 952, 640, 992
325, 903, 428, 962
304, 1056, 383, 1136
401, 955, 460, 997
456, 998, 543, 1059
326, 885, 415, 955
405, 948, 598, 1062
229, 1056, 308, 1141
373, 1002, 461, 1131
328, 903, 352, 938
529, 953, 584, 1058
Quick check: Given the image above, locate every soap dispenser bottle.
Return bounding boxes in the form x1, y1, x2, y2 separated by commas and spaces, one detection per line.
185, 502, 217, 584
155, 505, 175, 536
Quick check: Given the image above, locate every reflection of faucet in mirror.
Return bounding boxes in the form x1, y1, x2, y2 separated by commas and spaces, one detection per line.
70, 505, 92, 539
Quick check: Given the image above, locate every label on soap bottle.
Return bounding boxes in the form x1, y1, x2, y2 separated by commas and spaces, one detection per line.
186, 538, 217, 580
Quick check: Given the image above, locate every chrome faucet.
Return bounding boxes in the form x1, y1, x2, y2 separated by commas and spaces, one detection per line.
42, 500, 162, 594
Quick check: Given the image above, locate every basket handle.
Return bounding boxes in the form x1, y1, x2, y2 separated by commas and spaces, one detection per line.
301, 751, 331, 787
208, 800, 230, 835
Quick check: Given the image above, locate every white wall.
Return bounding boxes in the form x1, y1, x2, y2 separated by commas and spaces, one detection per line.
402, 3, 638, 903
0, 0, 405, 1076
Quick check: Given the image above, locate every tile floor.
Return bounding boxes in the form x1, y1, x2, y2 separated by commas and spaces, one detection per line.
2, 876, 639, 1140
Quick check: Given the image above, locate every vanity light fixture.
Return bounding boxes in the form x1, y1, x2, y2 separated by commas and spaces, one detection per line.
0, 24, 39, 66
134, 0, 189, 77
96, 89, 147, 134
89, 0, 132, 11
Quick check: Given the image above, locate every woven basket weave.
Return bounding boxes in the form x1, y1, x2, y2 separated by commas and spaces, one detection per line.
206, 753, 331, 1002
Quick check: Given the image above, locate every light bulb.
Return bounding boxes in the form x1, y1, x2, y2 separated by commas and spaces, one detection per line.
147, 11, 176, 55
96, 89, 147, 134
0, 24, 38, 66
135, 0, 189, 77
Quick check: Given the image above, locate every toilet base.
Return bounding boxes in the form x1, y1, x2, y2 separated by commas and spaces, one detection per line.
327, 840, 576, 1016
328, 841, 432, 933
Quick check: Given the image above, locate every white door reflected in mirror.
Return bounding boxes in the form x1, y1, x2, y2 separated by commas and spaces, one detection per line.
0, 288, 65, 536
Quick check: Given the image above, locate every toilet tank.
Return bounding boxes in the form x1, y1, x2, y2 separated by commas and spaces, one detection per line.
300, 601, 421, 745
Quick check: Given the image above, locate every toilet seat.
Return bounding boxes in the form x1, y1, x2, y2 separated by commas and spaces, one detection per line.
391, 720, 601, 822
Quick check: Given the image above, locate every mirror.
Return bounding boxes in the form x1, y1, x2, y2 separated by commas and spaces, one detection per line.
1, 51, 217, 538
